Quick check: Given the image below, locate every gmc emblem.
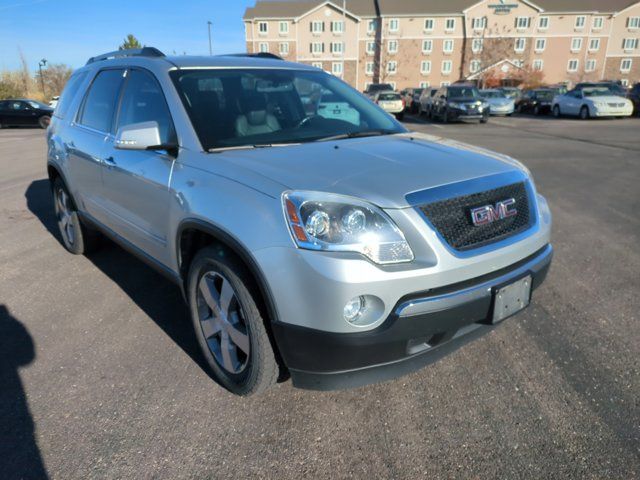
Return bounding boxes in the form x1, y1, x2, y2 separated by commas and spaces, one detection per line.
470, 198, 517, 226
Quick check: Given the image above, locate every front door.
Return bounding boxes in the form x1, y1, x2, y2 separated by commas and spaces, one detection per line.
100, 68, 176, 265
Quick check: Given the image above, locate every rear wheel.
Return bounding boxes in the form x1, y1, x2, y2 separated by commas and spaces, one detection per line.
579, 105, 590, 120
38, 115, 51, 129
52, 177, 100, 255
188, 247, 279, 396
552, 105, 561, 118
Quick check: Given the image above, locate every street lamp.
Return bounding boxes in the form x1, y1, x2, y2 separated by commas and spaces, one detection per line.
207, 21, 213, 55
38, 58, 47, 97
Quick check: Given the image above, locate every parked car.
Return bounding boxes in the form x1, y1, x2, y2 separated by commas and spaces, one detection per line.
418, 88, 438, 117
516, 89, 555, 115
49, 96, 60, 108
575, 81, 627, 97
479, 89, 515, 116
0, 98, 54, 128
373, 91, 405, 120
498, 87, 522, 102
363, 83, 394, 99
552, 87, 634, 119
400, 87, 423, 113
48, 48, 552, 395
628, 83, 640, 115
431, 85, 490, 123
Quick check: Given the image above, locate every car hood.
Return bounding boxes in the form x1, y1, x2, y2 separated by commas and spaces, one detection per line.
213, 133, 527, 209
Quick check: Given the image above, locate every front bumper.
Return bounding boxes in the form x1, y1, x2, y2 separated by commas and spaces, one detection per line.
448, 106, 488, 120
489, 104, 515, 115
591, 107, 633, 117
273, 244, 553, 390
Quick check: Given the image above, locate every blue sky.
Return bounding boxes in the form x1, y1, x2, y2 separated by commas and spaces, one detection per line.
0, 0, 258, 72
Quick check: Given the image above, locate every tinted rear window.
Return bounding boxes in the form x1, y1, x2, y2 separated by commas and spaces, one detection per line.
379, 93, 401, 101
78, 69, 125, 132
369, 84, 393, 92
54, 71, 88, 119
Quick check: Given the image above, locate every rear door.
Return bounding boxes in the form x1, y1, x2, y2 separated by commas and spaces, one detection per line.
68, 68, 126, 223
100, 68, 176, 264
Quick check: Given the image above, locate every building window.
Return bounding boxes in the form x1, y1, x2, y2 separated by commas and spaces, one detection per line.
330, 21, 344, 33
258, 22, 268, 34
389, 19, 399, 32
420, 60, 431, 74
621, 78, 629, 86
424, 18, 435, 31
330, 42, 344, 54
365, 62, 374, 75
533, 59, 544, 71
516, 17, 531, 30
387, 61, 397, 74
312, 62, 323, 69
367, 19, 378, 33
441, 81, 451, 87
311, 21, 324, 34
442, 60, 452, 74
422, 39, 433, 53
585, 59, 597, 72
472, 38, 483, 53
443, 39, 454, 53
259, 42, 268, 53
470, 60, 481, 73
567, 59, 579, 72
593, 17, 604, 30
628, 17, 640, 29
332, 62, 343, 76
419, 81, 430, 88
589, 38, 600, 52
621, 58, 633, 72
366, 41, 375, 55
388, 40, 398, 53
535, 38, 546, 52
514, 38, 526, 53
571, 38, 583, 52
623, 38, 639, 51
575, 16, 586, 29
538, 16, 549, 29
310, 42, 324, 54
513, 59, 524, 68
279, 42, 289, 55
472, 17, 487, 30
279, 21, 288, 34
445, 18, 456, 31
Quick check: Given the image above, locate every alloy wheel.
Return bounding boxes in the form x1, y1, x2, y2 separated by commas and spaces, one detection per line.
197, 271, 251, 374
55, 187, 75, 246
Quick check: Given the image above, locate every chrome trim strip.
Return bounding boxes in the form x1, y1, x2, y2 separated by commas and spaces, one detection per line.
396, 244, 552, 318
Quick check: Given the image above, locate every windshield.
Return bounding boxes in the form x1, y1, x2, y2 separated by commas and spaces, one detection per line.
27, 100, 49, 109
480, 90, 506, 99
534, 90, 554, 100
583, 88, 614, 97
448, 87, 481, 99
171, 69, 405, 151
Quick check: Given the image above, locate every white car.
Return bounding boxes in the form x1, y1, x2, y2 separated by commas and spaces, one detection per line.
552, 87, 633, 119
480, 89, 515, 116
373, 91, 405, 120
48, 96, 59, 108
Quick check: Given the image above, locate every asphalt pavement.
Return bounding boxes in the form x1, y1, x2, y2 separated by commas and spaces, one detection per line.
1, 115, 639, 479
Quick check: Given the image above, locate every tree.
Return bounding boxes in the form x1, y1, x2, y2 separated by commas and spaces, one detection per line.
466, 26, 520, 88
39, 64, 73, 97
119, 34, 143, 50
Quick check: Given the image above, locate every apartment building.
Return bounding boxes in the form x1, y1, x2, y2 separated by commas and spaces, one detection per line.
244, 0, 640, 91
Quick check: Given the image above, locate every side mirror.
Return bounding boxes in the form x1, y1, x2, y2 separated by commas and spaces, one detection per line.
115, 121, 174, 152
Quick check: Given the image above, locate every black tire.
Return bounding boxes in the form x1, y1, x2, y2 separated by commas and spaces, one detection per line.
395, 112, 404, 121
533, 105, 540, 115
188, 246, 279, 396
38, 115, 51, 129
579, 105, 590, 120
516, 104, 522, 114
553, 105, 561, 118
52, 177, 100, 255
480, 113, 489, 124
441, 108, 449, 123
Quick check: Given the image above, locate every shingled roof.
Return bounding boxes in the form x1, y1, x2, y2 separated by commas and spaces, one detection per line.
243, 0, 377, 20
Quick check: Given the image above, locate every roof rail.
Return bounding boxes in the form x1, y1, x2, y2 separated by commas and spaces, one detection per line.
221, 52, 283, 61
86, 47, 165, 65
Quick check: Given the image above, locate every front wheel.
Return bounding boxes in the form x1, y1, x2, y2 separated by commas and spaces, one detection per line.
552, 105, 561, 118
480, 113, 489, 124
533, 105, 540, 115
579, 106, 590, 120
188, 247, 280, 396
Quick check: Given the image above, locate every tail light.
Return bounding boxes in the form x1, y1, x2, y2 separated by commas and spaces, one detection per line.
402, 98, 406, 107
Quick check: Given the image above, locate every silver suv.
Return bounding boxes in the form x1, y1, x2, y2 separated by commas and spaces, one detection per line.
47, 49, 552, 396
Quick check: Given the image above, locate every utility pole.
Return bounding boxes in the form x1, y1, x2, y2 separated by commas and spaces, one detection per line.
38, 58, 47, 97
208, 21, 213, 55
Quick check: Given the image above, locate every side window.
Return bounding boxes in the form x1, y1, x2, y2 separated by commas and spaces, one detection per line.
55, 70, 88, 119
0, 101, 6, 110
78, 69, 125, 133
9, 101, 27, 110
115, 69, 175, 144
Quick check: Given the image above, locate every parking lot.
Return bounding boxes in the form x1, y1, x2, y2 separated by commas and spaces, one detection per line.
1, 115, 639, 479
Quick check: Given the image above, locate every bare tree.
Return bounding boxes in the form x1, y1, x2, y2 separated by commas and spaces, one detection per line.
41, 64, 73, 97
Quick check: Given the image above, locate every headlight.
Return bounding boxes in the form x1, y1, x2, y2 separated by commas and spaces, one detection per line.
283, 191, 414, 264
594, 101, 606, 108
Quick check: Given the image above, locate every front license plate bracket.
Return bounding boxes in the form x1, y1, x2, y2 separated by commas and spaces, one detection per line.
492, 275, 532, 324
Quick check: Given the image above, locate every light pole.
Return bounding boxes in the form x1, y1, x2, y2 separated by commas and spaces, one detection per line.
38, 58, 47, 97
207, 21, 213, 55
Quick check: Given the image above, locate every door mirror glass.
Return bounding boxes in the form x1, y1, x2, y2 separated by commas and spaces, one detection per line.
115, 121, 163, 150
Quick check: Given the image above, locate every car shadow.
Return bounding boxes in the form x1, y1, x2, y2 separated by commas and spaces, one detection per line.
0, 305, 49, 479
24, 179, 215, 382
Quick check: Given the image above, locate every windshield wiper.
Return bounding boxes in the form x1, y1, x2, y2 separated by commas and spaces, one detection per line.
208, 143, 299, 153
315, 129, 395, 142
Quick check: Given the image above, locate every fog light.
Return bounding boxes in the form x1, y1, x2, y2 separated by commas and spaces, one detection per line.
344, 296, 366, 323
